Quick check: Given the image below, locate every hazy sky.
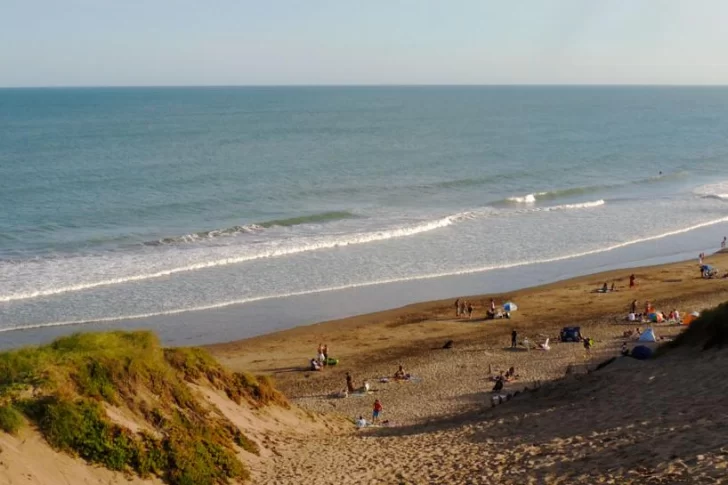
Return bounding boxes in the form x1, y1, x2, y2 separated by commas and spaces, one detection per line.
2, 0, 728, 87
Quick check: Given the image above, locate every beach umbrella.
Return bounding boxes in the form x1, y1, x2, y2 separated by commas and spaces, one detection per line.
503, 302, 518, 312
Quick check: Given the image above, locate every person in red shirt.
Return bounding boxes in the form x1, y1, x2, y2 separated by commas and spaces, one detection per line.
372, 399, 383, 422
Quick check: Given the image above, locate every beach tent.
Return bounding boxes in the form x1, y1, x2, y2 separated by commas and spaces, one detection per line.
503, 302, 518, 312
631, 345, 653, 360
638, 328, 658, 343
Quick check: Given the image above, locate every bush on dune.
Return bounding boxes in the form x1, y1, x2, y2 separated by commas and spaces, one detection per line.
0, 331, 286, 484
665, 301, 728, 352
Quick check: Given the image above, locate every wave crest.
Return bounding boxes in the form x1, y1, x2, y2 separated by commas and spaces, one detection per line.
149, 210, 360, 245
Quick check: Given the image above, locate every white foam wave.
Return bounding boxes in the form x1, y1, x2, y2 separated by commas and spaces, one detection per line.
0, 213, 470, 304
5, 214, 728, 335
694, 181, 728, 201
525, 199, 605, 212
507, 193, 540, 203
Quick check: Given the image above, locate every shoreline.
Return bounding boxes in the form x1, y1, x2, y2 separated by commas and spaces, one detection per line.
2, 224, 725, 351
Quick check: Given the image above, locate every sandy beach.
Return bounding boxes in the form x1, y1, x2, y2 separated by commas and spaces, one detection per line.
207, 251, 728, 484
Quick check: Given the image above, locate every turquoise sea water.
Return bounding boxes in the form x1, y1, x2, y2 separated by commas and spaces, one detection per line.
2, 86, 728, 345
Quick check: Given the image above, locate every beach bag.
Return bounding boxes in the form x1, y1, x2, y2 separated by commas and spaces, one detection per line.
326, 357, 339, 366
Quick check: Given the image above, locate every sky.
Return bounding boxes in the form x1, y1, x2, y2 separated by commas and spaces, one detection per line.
2, 0, 728, 87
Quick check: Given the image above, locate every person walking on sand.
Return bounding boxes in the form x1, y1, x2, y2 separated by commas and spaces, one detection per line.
346, 372, 355, 393
467, 302, 473, 319
372, 399, 383, 423
454, 298, 460, 317
722, 237, 726, 249
511, 329, 518, 348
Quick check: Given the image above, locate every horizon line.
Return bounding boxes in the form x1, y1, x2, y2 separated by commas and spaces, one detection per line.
2, 82, 728, 90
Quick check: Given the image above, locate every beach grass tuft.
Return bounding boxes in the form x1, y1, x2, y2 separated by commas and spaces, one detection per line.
0, 330, 287, 484
664, 301, 728, 352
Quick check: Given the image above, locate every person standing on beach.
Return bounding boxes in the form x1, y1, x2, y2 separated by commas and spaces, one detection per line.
372, 399, 383, 423
454, 299, 460, 317
490, 298, 496, 313
629, 274, 636, 288
467, 302, 473, 319
722, 237, 726, 249
511, 329, 518, 348
630, 299, 637, 314
323, 344, 329, 362
346, 372, 355, 393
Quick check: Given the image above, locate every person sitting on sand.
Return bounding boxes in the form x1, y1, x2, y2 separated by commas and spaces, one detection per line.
505, 367, 518, 380
361, 380, 371, 393
394, 365, 410, 380
310, 358, 322, 371
356, 416, 367, 428
583, 337, 593, 351
492, 376, 504, 392
621, 343, 630, 356
611, 282, 617, 292
673, 309, 680, 322
600, 282, 608, 293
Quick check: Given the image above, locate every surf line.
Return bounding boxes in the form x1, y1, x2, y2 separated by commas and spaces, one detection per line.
4, 215, 728, 334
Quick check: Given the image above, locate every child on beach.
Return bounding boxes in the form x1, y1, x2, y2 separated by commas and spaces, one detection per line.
372, 399, 383, 422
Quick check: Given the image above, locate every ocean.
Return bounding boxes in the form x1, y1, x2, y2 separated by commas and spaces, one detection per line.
2, 86, 728, 348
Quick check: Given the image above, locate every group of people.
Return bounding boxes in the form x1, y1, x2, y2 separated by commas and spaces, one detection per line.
453, 298, 509, 320
626, 299, 680, 323
491, 366, 519, 392
310, 343, 330, 371
454, 298, 474, 319
597, 282, 618, 293
356, 399, 383, 427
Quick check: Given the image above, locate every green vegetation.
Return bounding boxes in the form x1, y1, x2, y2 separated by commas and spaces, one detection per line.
666, 301, 728, 351
0, 404, 23, 434
0, 331, 287, 484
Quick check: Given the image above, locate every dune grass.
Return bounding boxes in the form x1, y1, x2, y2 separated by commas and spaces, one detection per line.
0, 331, 287, 484
662, 301, 728, 353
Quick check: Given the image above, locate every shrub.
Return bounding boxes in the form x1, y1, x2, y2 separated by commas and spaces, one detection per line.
0, 330, 286, 484
0, 404, 23, 434
665, 301, 728, 352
